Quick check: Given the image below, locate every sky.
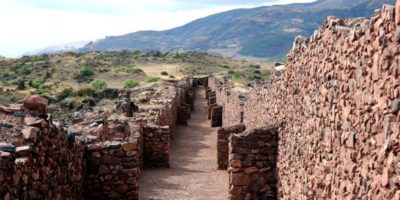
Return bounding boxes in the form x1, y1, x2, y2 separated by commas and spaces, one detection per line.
0, 0, 316, 57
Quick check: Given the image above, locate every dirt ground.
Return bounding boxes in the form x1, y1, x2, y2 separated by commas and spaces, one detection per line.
139, 88, 229, 200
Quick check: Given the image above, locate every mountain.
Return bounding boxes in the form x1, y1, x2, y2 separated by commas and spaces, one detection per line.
51, 0, 396, 60
25, 41, 89, 56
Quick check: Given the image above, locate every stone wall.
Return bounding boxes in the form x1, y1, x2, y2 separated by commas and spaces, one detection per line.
142, 124, 170, 168
85, 141, 140, 200
229, 126, 278, 200
0, 106, 85, 200
0, 77, 197, 200
212, 3, 400, 199
217, 124, 246, 169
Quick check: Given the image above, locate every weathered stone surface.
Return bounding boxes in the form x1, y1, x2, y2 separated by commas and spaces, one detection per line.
21, 126, 39, 141
210, 4, 400, 200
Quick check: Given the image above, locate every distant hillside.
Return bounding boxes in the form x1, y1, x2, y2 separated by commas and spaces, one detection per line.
41, 0, 396, 60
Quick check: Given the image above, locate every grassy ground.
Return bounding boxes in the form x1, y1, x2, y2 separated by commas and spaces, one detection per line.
0, 51, 273, 103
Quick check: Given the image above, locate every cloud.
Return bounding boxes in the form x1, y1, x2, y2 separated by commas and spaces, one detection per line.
0, 0, 316, 57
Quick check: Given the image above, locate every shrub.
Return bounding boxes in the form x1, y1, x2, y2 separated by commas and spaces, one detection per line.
31, 80, 44, 89
11, 66, 19, 73
145, 76, 159, 83
169, 75, 175, 79
22, 66, 32, 75
124, 79, 139, 88
79, 66, 94, 76
160, 71, 168, 76
57, 87, 73, 99
221, 65, 230, 69
1, 71, 9, 78
253, 70, 261, 74
113, 65, 143, 74
90, 79, 107, 91
74, 88, 94, 97
252, 74, 262, 80
231, 73, 240, 81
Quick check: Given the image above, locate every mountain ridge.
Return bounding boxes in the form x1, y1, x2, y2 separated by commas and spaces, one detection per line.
32, 0, 396, 60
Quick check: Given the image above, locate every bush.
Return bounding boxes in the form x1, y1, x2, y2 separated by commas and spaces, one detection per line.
145, 76, 159, 83
1, 71, 9, 78
221, 65, 230, 69
231, 73, 240, 81
90, 79, 107, 91
160, 71, 168, 76
252, 74, 262, 80
31, 80, 44, 89
169, 75, 176, 79
22, 66, 32, 75
124, 79, 139, 88
79, 66, 94, 76
74, 88, 94, 97
113, 65, 143, 74
57, 87, 73, 99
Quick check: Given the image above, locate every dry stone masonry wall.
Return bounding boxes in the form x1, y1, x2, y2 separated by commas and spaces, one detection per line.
0, 106, 85, 200
229, 126, 278, 200
212, 2, 400, 200
0, 78, 196, 200
217, 124, 246, 170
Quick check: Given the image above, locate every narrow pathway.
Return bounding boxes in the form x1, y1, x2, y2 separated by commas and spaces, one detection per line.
139, 87, 228, 200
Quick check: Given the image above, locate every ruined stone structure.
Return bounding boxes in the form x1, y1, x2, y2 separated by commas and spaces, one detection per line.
211, 3, 400, 200
0, 78, 196, 200
229, 126, 278, 200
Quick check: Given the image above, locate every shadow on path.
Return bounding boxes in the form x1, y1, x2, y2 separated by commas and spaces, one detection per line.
139, 87, 228, 200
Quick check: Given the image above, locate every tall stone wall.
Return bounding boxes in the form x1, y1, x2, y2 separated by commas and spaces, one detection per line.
212, 3, 400, 199
228, 126, 278, 200
217, 124, 246, 169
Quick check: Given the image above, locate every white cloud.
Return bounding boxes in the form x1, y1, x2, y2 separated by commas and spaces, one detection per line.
0, 0, 316, 57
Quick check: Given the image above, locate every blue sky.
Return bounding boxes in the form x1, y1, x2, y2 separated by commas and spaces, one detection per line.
0, 0, 316, 57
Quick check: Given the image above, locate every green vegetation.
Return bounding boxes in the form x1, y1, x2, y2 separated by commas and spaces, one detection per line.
90, 79, 107, 91
74, 88, 95, 97
57, 87, 73, 99
231, 73, 240, 81
160, 71, 169, 76
79, 66, 94, 76
124, 79, 140, 88
169, 75, 175, 79
31, 80, 44, 89
1, 71, 9, 78
220, 65, 230, 69
22, 66, 32, 75
113, 65, 143, 74
145, 76, 159, 83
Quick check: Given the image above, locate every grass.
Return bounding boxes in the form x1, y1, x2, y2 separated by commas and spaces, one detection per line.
160, 71, 169, 76
31, 80, 44, 89
113, 65, 144, 74
79, 66, 94, 76
90, 79, 107, 91
124, 79, 140, 88
145, 76, 159, 83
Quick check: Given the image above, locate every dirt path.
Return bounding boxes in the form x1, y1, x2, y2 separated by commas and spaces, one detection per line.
139, 88, 228, 200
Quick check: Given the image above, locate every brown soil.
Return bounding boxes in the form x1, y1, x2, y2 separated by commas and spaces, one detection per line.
139, 88, 228, 200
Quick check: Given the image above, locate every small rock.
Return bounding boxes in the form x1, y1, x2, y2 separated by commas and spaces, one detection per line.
15, 157, 29, 165
0, 143, 16, 153
24, 117, 44, 128
392, 99, 400, 113
230, 160, 242, 168
122, 143, 137, 152
21, 127, 39, 141
98, 165, 110, 175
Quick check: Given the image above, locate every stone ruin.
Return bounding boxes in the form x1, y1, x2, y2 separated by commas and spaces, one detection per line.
0, 78, 196, 200
207, 2, 400, 200
1, 2, 400, 200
